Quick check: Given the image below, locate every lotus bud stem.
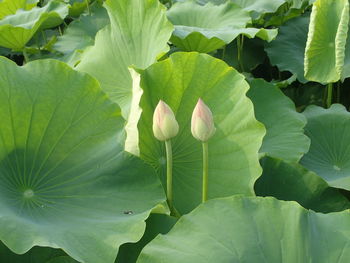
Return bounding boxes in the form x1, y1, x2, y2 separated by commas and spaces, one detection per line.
191, 98, 216, 202
153, 100, 179, 214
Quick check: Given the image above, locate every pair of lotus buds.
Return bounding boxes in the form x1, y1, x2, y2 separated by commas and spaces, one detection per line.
152, 99, 216, 142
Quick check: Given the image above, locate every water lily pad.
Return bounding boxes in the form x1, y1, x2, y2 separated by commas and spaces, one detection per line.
138, 196, 350, 263
0, 1, 68, 51
128, 52, 265, 214
304, 0, 349, 83
0, 57, 166, 263
77, 0, 173, 117
255, 157, 350, 212
247, 78, 310, 162
300, 104, 350, 191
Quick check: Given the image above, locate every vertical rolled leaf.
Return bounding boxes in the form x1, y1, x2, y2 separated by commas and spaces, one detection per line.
304, 0, 349, 83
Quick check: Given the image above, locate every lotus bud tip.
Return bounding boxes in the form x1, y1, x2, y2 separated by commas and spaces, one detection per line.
153, 100, 179, 141
191, 98, 216, 142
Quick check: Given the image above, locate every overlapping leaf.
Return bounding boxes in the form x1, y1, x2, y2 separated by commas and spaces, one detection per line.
167, 1, 277, 53
0, 0, 38, 19
0, 242, 78, 263
128, 52, 265, 214
53, 5, 109, 66
181, 0, 288, 18
0, 1, 68, 50
77, 0, 173, 117
117, 214, 177, 263
300, 104, 350, 191
255, 157, 350, 212
0, 57, 166, 263
247, 78, 310, 162
138, 196, 350, 263
265, 14, 309, 83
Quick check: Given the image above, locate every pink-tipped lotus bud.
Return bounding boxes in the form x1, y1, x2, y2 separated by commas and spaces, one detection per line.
191, 99, 216, 142
153, 100, 179, 141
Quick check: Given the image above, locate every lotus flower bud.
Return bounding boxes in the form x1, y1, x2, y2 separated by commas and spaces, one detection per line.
153, 100, 179, 141
191, 99, 216, 142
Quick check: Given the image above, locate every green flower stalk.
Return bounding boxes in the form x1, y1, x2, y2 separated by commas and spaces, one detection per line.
153, 100, 179, 214
191, 98, 216, 203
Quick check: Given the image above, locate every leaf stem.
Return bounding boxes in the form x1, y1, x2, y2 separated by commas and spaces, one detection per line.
165, 140, 173, 212
237, 35, 245, 72
22, 49, 29, 64
326, 82, 333, 108
85, 0, 91, 15
202, 142, 209, 203
222, 45, 226, 60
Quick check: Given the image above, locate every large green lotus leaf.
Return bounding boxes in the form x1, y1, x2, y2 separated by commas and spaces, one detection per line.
130, 52, 265, 214
255, 157, 350, 213
0, 0, 38, 19
0, 57, 167, 263
137, 196, 350, 263
265, 14, 309, 83
53, 5, 109, 66
300, 104, 350, 191
77, 0, 173, 118
247, 79, 310, 162
167, 1, 251, 53
0, 242, 78, 263
0, 1, 68, 50
304, 0, 349, 83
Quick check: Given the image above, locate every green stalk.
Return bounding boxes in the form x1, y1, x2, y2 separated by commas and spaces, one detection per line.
326, 83, 333, 108
202, 142, 209, 203
237, 35, 245, 72
165, 140, 173, 212
222, 45, 226, 60
22, 49, 29, 64
85, 0, 91, 15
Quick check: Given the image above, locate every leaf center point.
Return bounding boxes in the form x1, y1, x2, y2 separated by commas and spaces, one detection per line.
23, 189, 34, 199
